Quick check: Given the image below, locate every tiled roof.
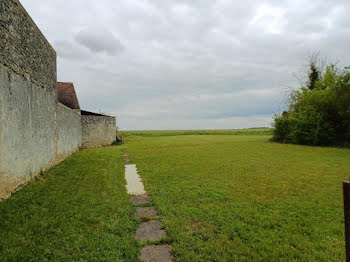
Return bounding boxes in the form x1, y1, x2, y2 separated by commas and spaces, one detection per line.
57, 82, 80, 110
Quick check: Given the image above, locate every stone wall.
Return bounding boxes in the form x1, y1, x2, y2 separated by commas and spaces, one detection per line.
0, 0, 56, 90
0, 0, 118, 200
81, 114, 116, 148
56, 103, 82, 161
0, 65, 57, 200
0, 0, 57, 200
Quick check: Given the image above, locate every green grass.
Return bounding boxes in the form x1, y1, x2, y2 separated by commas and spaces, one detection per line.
121, 133, 350, 261
118, 128, 272, 137
1, 129, 349, 261
0, 146, 140, 262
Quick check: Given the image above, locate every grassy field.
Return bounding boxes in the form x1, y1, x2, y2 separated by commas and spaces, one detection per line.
0, 147, 140, 261
1, 130, 349, 261
121, 131, 350, 261
118, 128, 272, 137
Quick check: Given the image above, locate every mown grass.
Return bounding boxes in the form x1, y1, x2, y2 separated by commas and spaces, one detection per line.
0, 147, 140, 262
122, 133, 350, 261
1, 130, 349, 261
118, 128, 272, 137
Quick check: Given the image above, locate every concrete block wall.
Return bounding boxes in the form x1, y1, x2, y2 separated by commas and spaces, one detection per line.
0, 0, 58, 200
81, 113, 116, 149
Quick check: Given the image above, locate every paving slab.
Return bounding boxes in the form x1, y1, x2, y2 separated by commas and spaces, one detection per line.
131, 194, 150, 205
125, 164, 146, 195
136, 207, 158, 218
136, 221, 167, 241
140, 245, 172, 262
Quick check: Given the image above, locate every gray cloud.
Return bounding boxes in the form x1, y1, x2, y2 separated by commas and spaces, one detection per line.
54, 40, 91, 60
20, 0, 350, 130
75, 27, 124, 55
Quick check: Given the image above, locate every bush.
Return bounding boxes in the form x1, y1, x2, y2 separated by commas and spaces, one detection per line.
272, 63, 350, 146
272, 113, 293, 143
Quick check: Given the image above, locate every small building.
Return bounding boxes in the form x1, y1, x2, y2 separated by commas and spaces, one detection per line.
81, 110, 117, 148
57, 82, 117, 149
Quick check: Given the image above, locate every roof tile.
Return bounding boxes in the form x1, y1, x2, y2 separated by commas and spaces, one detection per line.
57, 82, 80, 110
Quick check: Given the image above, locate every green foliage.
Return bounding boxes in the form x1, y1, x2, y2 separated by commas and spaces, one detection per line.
272, 112, 293, 143
307, 62, 320, 90
273, 64, 350, 146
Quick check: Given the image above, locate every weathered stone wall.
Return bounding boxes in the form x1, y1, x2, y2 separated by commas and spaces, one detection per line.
81, 115, 116, 148
0, 0, 57, 200
0, 66, 57, 200
0, 0, 117, 200
0, 0, 56, 90
56, 103, 82, 161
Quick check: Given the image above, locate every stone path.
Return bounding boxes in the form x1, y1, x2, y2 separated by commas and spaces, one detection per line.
124, 152, 173, 262
136, 221, 167, 241
125, 164, 146, 195
135, 207, 158, 218
140, 245, 173, 262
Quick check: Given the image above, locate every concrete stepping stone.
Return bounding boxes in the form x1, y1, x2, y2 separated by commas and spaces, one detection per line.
136, 221, 167, 241
131, 194, 150, 205
125, 164, 172, 261
136, 207, 158, 218
125, 164, 146, 195
140, 245, 173, 262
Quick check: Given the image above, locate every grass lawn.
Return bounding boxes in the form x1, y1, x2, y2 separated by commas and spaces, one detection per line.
1, 130, 349, 261
0, 147, 140, 261
121, 131, 350, 261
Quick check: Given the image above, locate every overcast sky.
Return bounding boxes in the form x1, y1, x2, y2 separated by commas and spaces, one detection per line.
21, 0, 350, 130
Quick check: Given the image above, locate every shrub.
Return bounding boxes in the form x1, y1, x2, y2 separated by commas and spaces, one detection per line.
272, 112, 293, 143
272, 62, 350, 146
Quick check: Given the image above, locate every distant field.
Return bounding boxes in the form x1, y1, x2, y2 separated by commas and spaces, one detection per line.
122, 133, 350, 261
118, 128, 273, 137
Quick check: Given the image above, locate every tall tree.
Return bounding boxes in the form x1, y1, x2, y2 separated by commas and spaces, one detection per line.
307, 61, 320, 90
